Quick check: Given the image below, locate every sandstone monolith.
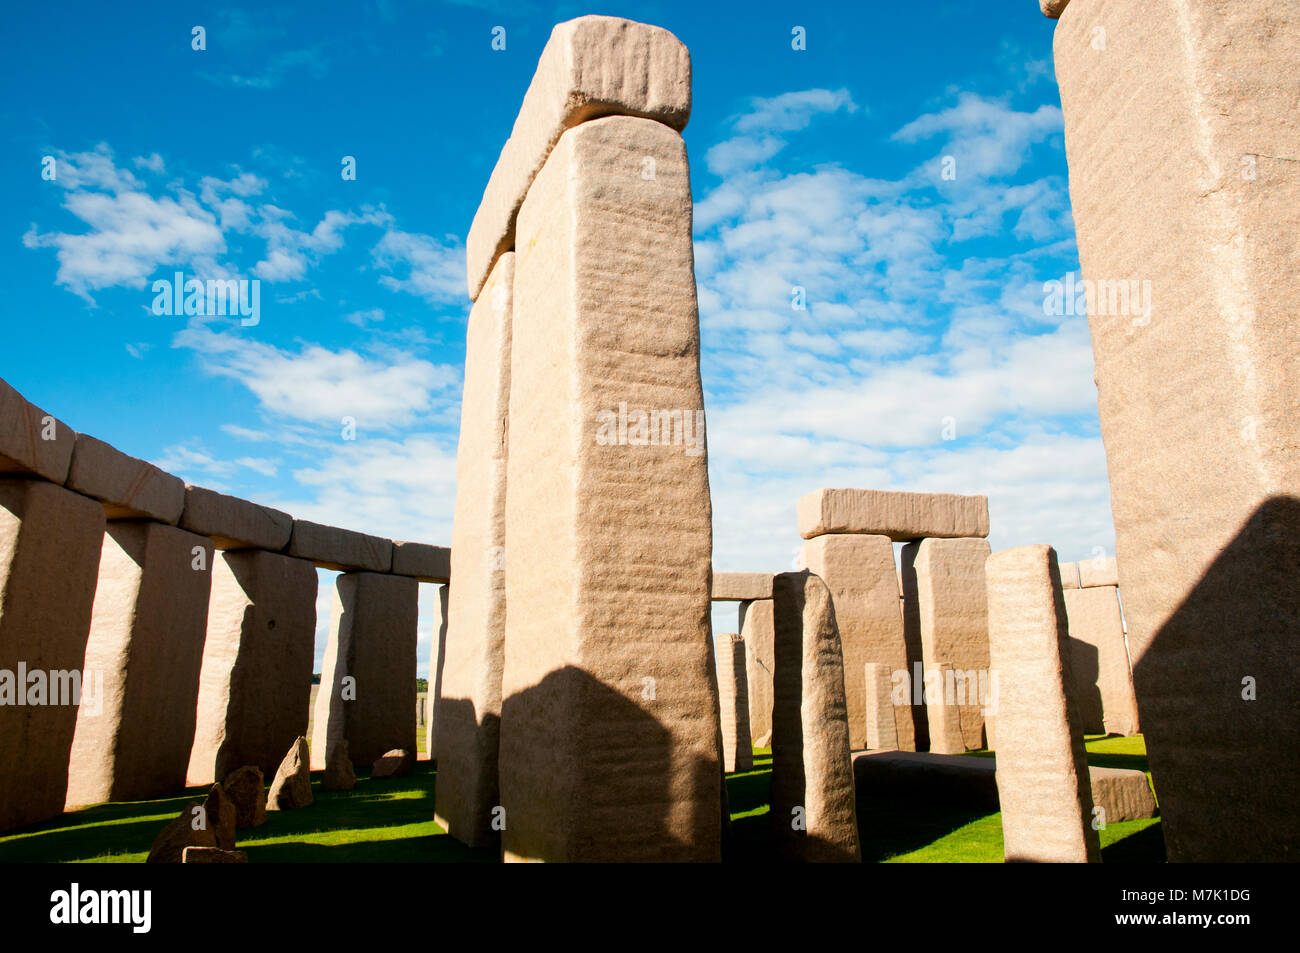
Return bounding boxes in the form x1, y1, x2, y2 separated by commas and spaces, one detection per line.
267, 736, 312, 810
913, 537, 992, 753
986, 545, 1099, 862
322, 739, 357, 791
863, 662, 899, 750
436, 253, 512, 850
712, 572, 773, 601
222, 765, 267, 828
770, 571, 861, 863
801, 534, 913, 752
739, 599, 774, 749
497, 115, 720, 862
797, 488, 989, 542
0, 377, 75, 482
1064, 585, 1140, 736
715, 634, 753, 773
311, 572, 419, 770
66, 522, 213, 808
1051, 0, 1299, 861
0, 480, 104, 831
65, 434, 185, 523
187, 551, 317, 784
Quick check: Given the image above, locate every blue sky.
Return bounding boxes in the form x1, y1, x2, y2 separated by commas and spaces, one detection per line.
1, 1, 1115, 670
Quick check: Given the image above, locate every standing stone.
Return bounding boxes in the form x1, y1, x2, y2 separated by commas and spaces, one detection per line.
187, 550, 317, 784
770, 571, 861, 863
1064, 585, 1141, 736
715, 634, 752, 773
986, 545, 1099, 863
863, 662, 899, 750
1049, 0, 1299, 862
0, 480, 104, 832
222, 765, 267, 828
266, 736, 312, 810
913, 537, 992, 753
205, 783, 237, 849
65, 522, 213, 808
435, 253, 512, 851
322, 739, 357, 791
147, 800, 218, 863
425, 584, 449, 760
371, 748, 414, 779
801, 534, 912, 752
897, 544, 929, 751
311, 572, 419, 770
739, 598, 774, 748
498, 114, 720, 863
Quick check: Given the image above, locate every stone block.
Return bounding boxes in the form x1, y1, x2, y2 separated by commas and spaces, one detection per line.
285, 520, 392, 573
391, 540, 451, 582
465, 15, 691, 299
712, 572, 773, 601
178, 484, 292, 551
1078, 555, 1118, 589
863, 662, 899, 751
797, 488, 989, 542
1064, 586, 1141, 736
0, 377, 75, 483
65, 434, 185, 523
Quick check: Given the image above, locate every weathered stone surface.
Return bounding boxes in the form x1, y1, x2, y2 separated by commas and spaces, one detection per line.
391, 541, 451, 582
1058, 561, 1079, 589
286, 520, 392, 573
371, 748, 414, 779
311, 572, 418, 770
0, 377, 75, 482
147, 800, 218, 863
222, 766, 267, 828
712, 572, 773, 601
770, 571, 861, 862
65, 522, 213, 808
266, 736, 312, 810
1077, 555, 1118, 589
1064, 586, 1141, 736
178, 484, 292, 551
1054, 0, 1299, 861
986, 545, 1099, 862
425, 584, 449, 761
740, 599, 774, 748
898, 543, 930, 752
322, 739, 357, 791
797, 488, 989, 542
182, 846, 248, 863
1090, 766, 1158, 823
187, 550, 317, 784
0, 480, 104, 832
802, 534, 913, 752
1041, 0, 1071, 19
715, 634, 752, 773
205, 782, 238, 849
914, 537, 992, 753
497, 116, 720, 863
466, 15, 691, 299
863, 662, 899, 750
65, 434, 185, 523
436, 253, 512, 851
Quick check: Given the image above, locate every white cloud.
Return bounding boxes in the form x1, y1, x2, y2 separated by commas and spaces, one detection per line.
372, 228, 466, 304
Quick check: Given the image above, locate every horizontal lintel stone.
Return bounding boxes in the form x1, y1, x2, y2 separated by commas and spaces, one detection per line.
65, 433, 185, 524
0, 376, 75, 483
712, 571, 774, 601
179, 484, 293, 551
464, 14, 691, 300
287, 520, 393, 573
391, 540, 451, 582
797, 488, 989, 542
1078, 556, 1119, 589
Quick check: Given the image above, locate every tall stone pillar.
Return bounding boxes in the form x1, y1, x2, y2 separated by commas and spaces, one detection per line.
1064, 584, 1140, 737
986, 545, 1099, 863
435, 253, 513, 850
770, 571, 860, 863
498, 112, 720, 862
0, 480, 104, 831
187, 550, 317, 783
739, 598, 774, 747
312, 571, 419, 770
913, 537, 992, 753
1046, 0, 1299, 861
802, 534, 912, 752
66, 522, 213, 807
715, 633, 752, 773
425, 583, 449, 760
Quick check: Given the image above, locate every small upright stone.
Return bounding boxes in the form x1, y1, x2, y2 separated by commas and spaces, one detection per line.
221, 766, 266, 829
371, 748, 413, 779
147, 794, 233, 864
714, 634, 753, 773
986, 545, 1099, 863
204, 783, 237, 850
770, 571, 861, 863
266, 737, 313, 811
323, 740, 357, 791
740, 599, 775, 748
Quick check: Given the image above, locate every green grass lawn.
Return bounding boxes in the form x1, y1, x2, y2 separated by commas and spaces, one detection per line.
0, 736, 1162, 863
